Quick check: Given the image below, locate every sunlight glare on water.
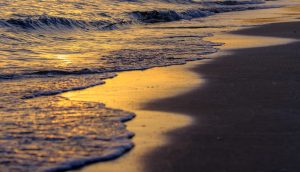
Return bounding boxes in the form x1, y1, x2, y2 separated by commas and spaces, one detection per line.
0, 0, 298, 171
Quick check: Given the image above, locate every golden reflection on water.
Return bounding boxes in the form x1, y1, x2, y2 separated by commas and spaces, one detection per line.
206, 34, 296, 50
2, 1, 300, 171
63, 60, 202, 120
0, 21, 209, 75
63, 61, 203, 172
61, 5, 300, 172
284, 6, 300, 13
54, 54, 73, 64
0, 0, 201, 20
64, 62, 202, 109
62, 32, 296, 172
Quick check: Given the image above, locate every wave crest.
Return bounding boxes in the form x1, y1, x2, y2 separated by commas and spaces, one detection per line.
0, 15, 124, 31
130, 4, 272, 23
0, 0, 274, 31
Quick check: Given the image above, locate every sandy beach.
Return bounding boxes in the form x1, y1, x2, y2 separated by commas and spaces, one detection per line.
62, 8, 300, 172
57, 5, 300, 172
143, 21, 300, 172
2, 1, 300, 172
63, 61, 202, 172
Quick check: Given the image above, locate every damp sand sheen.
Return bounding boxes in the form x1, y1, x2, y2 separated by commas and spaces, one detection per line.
62, 62, 201, 172
62, 25, 297, 172
1, 1, 300, 171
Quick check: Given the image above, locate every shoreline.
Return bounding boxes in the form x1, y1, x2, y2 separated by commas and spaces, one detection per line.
62, 6, 300, 172
144, 21, 300, 172
63, 61, 203, 172
65, 25, 297, 172
1, 2, 300, 172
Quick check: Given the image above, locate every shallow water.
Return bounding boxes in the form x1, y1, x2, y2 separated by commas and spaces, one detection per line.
0, 0, 299, 171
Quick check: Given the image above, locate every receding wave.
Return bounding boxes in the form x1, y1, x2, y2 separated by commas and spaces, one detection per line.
0, 0, 285, 171
0, 68, 111, 80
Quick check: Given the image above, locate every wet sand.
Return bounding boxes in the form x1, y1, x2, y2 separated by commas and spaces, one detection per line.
61, 6, 300, 171
63, 61, 202, 172
144, 21, 300, 172
64, 21, 298, 171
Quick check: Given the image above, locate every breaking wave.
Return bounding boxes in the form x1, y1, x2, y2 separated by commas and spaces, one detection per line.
0, 15, 127, 31
130, 5, 274, 23
0, 1, 275, 31
0, 0, 288, 171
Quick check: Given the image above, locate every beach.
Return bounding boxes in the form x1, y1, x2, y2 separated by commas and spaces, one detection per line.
1, 1, 300, 171
63, 59, 201, 172
62, 6, 300, 172
143, 21, 300, 172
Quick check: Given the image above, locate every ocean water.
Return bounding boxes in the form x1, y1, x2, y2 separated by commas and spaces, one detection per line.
0, 0, 294, 171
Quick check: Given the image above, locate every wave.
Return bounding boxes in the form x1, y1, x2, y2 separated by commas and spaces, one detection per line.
207, 0, 265, 6
21, 81, 105, 99
130, 4, 275, 23
0, 94, 136, 172
0, 68, 111, 80
43, 140, 134, 172
0, 1, 275, 31
159, 0, 265, 5
0, 15, 127, 31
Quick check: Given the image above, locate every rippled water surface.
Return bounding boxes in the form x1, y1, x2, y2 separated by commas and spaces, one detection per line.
0, 0, 298, 171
